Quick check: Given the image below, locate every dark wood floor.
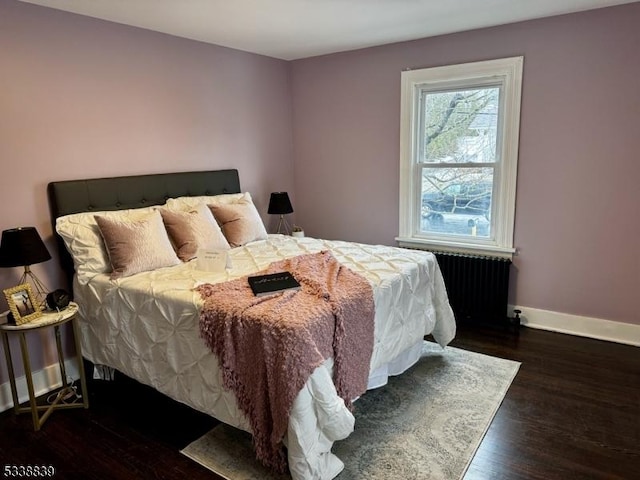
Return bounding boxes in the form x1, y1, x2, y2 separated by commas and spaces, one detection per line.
1, 324, 638, 479
455, 325, 639, 480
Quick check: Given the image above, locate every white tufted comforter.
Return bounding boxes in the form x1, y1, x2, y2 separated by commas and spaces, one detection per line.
73, 235, 456, 480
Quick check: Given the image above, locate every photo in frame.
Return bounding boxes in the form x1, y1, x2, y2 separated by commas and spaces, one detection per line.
3, 283, 42, 325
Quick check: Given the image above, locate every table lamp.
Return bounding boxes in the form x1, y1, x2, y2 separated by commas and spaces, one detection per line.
0, 227, 51, 305
268, 192, 294, 235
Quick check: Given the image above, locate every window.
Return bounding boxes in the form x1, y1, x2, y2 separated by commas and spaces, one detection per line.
398, 57, 523, 258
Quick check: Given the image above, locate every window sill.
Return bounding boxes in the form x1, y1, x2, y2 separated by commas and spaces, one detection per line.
395, 236, 515, 259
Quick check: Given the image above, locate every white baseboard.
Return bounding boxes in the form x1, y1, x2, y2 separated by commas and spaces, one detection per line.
510, 305, 640, 347
0, 357, 80, 413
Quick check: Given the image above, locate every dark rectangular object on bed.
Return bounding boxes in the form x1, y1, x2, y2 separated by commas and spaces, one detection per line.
47, 169, 241, 287
248, 271, 301, 296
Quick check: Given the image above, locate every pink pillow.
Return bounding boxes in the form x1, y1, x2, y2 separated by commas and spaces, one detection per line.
95, 211, 181, 279
209, 199, 268, 247
160, 204, 230, 261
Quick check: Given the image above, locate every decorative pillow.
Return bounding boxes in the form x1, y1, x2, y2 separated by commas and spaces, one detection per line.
56, 206, 160, 278
95, 210, 181, 279
165, 192, 247, 211
209, 197, 268, 247
160, 204, 230, 261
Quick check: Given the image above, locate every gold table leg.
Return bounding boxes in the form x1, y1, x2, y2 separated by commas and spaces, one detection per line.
17, 332, 40, 431
2, 314, 90, 431
1, 331, 20, 415
72, 318, 89, 409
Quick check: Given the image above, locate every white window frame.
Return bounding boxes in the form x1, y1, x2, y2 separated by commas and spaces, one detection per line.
397, 56, 523, 258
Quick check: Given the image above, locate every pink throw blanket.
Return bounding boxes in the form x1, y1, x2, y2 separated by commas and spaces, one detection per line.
196, 251, 375, 473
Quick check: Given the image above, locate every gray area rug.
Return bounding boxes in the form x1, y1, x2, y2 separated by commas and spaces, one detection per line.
181, 343, 520, 480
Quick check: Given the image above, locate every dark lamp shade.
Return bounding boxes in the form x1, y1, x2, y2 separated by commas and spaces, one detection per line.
268, 192, 294, 215
0, 227, 52, 268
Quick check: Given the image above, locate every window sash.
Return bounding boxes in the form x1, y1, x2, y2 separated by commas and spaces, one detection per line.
398, 57, 523, 258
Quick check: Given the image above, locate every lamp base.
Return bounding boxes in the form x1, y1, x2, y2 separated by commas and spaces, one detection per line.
20, 266, 49, 309
276, 215, 291, 235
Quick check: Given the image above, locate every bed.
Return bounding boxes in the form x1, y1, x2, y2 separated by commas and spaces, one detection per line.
48, 169, 456, 480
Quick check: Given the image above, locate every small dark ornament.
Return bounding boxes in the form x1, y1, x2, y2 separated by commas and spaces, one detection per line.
46, 289, 71, 310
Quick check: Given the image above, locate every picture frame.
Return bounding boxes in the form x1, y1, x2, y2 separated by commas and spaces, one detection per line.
3, 283, 42, 325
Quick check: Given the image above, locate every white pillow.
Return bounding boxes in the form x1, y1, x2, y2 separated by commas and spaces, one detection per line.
56, 206, 160, 278
165, 192, 248, 211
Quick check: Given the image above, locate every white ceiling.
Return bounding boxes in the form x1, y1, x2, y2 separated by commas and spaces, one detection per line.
20, 0, 639, 60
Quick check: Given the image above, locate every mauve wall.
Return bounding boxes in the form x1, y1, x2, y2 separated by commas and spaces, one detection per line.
1, 1, 638, 393
291, 4, 640, 326
0, 0, 293, 382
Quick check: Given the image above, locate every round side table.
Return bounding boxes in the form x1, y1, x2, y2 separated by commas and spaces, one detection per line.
0, 302, 89, 430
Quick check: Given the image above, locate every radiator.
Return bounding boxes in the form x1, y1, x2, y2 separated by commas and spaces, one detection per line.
433, 252, 511, 323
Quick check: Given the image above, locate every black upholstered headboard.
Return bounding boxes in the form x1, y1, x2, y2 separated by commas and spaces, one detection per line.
47, 169, 241, 286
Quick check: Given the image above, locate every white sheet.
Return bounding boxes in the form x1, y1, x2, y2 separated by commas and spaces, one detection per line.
73, 235, 455, 479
